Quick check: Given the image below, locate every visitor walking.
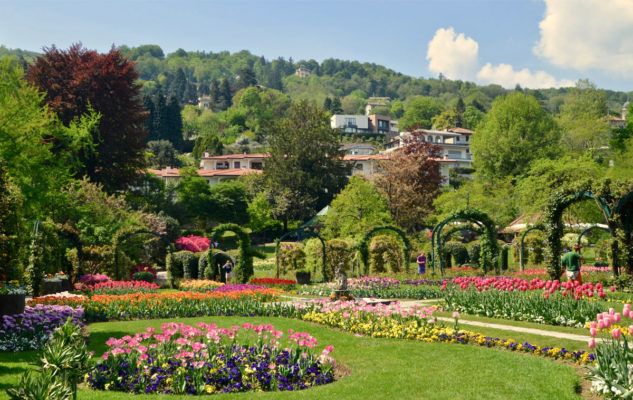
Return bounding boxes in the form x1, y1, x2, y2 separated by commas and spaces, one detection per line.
417, 251, 427, 274
562, 245, 583, 285
223, 260, 235, 284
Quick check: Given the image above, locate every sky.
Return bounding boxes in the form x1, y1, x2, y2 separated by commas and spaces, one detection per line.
2, 0, 633, 91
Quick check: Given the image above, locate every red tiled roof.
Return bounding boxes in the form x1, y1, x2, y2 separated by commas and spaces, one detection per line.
343, 154, 390, 161
200, 153, 268, 160
146, 168, 262, 178
447, 127, 475, 135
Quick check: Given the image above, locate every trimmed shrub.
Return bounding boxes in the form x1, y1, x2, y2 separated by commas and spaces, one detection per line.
304, 238, 324, 275
499, 245, 509, 270
132, 271, 155, 283
369, 235, 402, 274
279, 245, 306, 274
166, 251, 202, 287
445, 241, 469, 266
525, 234, 545, 265
468, 242, 481, 268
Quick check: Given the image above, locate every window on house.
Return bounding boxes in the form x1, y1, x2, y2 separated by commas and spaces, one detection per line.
344, 117, 357, 127
251, 162, 263, 170
234, 161, 240, 169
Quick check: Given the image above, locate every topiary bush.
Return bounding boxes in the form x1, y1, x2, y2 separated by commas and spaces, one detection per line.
525, 233, 545, 265
445, 241, 469, 266
304, 238, 324, 275
279, 245, 306, 274
468, 242, 481, 268
132, 271, 155, 283
166, 251, 202, 286
499, 245, 509, 270
369, 234, 402, 274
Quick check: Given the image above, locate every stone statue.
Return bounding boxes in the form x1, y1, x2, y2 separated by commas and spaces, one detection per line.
332, 261, 350, 300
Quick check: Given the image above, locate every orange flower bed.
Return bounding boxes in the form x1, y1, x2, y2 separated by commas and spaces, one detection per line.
29, 289, 279, 322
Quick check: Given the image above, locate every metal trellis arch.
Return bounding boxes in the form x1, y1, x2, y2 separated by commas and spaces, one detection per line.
275, 229, 327, 282
520, 225, 546, 271
359, 226, 410, 275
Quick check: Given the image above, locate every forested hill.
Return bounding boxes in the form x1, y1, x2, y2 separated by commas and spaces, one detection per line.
2, 44, 631, 116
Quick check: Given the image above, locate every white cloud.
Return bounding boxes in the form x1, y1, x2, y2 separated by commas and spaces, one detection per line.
535, 0, 633, 75
426, 27, 575, 89
426, 27, 479, 80
477, 63, 575, 88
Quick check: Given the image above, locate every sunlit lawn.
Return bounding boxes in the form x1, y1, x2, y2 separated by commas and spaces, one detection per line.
0, 316, 585, 399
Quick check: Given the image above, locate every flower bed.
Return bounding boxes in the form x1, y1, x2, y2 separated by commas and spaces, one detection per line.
296, 280, 445, 300
250, 278, 297, 290
0, 304, 83, 352
178, 280, 224, 292
30, 290, 283, 322
299, 300, 594, 365
84, 280, 161, 295
86, 322, 335, 394
586, 305, 633, 397
212, 284, 268, 293
443, 287, 604, 327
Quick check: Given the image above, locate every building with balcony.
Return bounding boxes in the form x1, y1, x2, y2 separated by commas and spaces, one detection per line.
295, 65, 312, 78
385, 127, 474, 166
146, 166, 262, 188
199, 153, 267, 171
331, 114, 398, 137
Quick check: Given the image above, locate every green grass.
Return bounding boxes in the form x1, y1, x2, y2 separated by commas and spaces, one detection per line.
0, 316, 585, 399
434, 310, 590, 336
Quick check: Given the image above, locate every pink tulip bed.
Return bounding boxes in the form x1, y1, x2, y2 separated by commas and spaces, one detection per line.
585, 305, 633, 397
81, 280, 161, 296
86, 322, 335, 395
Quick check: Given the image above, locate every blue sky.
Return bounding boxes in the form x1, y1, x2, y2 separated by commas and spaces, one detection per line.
2, 0, 633, 91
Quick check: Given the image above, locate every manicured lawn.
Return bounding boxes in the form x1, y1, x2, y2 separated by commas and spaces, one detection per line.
0, 316, 585, 399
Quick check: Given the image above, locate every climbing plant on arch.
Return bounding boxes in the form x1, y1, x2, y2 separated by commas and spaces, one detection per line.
358, 226, 410, 275
544, 182, 616, 280
211, 223, 264, 284
519, 224, 546, 271
431, 209, 498, 276
26, 220, 83, 296
275, 229, 326, 281
441, 225, 483, 245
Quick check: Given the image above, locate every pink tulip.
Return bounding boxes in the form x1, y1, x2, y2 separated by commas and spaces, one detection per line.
590, 321, 597, 329
590, 328, 598, 337
452, 311, 460, 319
598, 320, 606, 329
613, 328, 622, 340
610, 308, 616, 315
562, 290, 567, 296
615, 313, 622, 322
629, 325, 633, 336
588, 338, 596, 349
611, 285, 616, 292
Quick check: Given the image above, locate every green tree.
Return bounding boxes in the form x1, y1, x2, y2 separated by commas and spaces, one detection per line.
431, 108, 460, 129
247, 192, 283, 236
265, 100, 350, 229
463, 105, 485, 130
471, 91, 560, 179
236, 65, 257, 90
515, 156, 605, 221
432, 176, 518, 227
192, 134, 223, 161
557, 79, 610, 154
209, 181, 250, 225
146, 140, 180, 168
399, 96, 445, 130
323, 176, 393, 239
